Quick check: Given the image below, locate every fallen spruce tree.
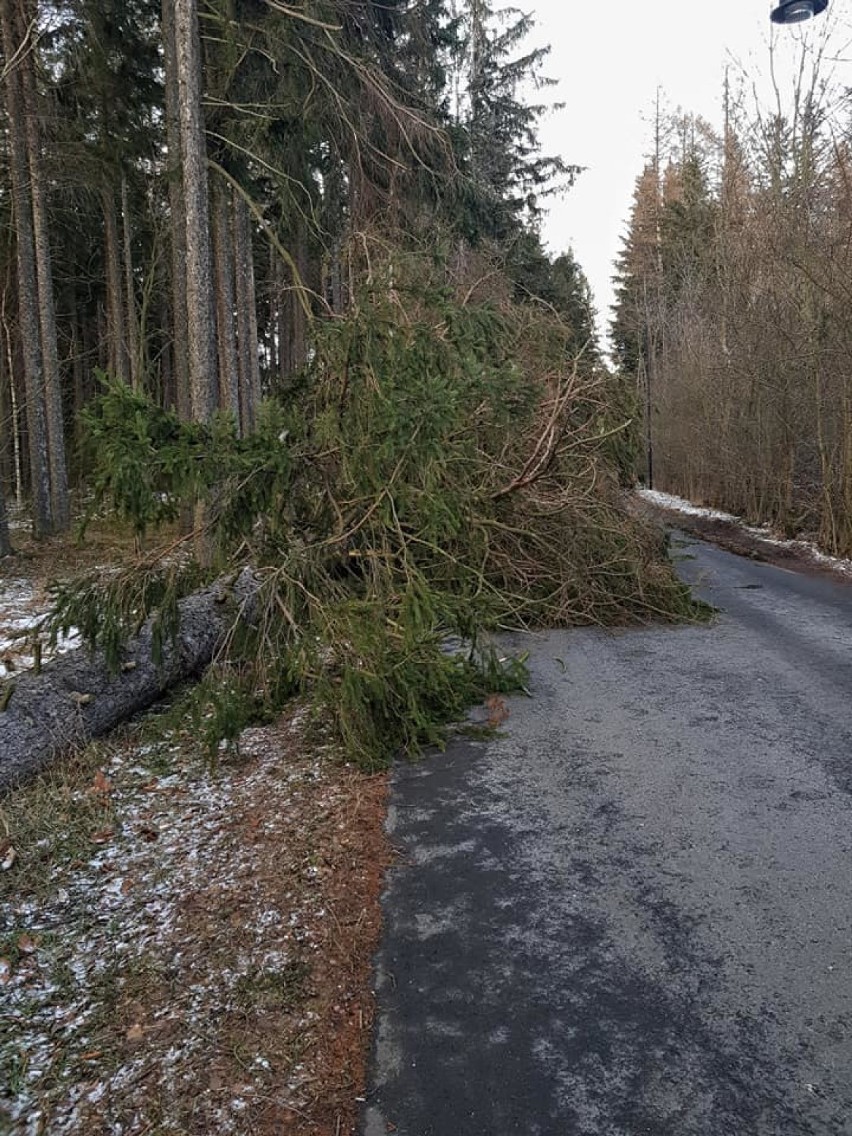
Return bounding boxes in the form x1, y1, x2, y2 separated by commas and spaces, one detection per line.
2, 245, 700, 787
0, 570, 258, 790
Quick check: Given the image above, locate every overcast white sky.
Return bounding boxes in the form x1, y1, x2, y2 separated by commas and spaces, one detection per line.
523, 0, 849, 346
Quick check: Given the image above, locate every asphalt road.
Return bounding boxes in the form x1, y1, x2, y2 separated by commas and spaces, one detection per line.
361, 534, 852, 1135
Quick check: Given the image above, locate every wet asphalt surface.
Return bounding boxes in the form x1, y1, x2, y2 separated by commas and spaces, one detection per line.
361, 535, 852, 1135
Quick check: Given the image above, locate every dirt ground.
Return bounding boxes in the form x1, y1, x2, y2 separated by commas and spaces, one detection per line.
0, 705, 391, 1136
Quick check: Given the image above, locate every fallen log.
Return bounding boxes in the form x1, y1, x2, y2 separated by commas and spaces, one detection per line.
0, 568, 257, 792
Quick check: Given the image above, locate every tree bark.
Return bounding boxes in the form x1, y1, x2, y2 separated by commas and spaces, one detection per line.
295, 231, 309, 371
0, 314, 12, 490
0, 476, 11, 557
17, 0, 69, 531
121, 173, 142, 391
4, 304, 25, 504
0, 263, 23, 504
211, 179, 240, 422
69, 291, 87, 480
0, 0, 53, 536
280, 223, 308, 380
276, 254, 287, 388
160, 296, 175, 409
171, 0, 219, 553
174, 0, 217, 426
0, 569, 258, 791
234, 192, 260, 433
102, 185, 128, 382
162, 0, 190, 423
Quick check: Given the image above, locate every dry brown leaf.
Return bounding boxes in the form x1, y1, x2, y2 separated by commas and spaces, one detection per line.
90, 828, 114, 845
0, 958, 11, 984
1, 844, 17, 871
125, 1023, 145, 1042
121, 877, 133, 895
91, 770, 111, 796
80, 1050, 103, 1061
485, 694, 510, 727
17, 933, 38, 954
138, 824, 159, 843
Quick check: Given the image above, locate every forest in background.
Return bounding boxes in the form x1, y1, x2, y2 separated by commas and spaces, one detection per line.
613, 31, 852, 557
0, 0, 598, 543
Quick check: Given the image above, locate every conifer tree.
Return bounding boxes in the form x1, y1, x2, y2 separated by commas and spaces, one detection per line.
162, 0, 190, 418
18, 0, 69, 529
1, 0, 55, 535
0, 0, 600, 534
51, 0, 161, 389
611, 164, 663, 377
173, 0, 217, 425
456, 0, 575, 243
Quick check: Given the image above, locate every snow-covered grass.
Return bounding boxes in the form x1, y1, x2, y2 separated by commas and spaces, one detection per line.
638, 487, 852, 577
0, 706, 387, 1135
1, 505, 155, 678
5, 502, 30, 532
637, 488, 741, 524
0, 578, 80, 677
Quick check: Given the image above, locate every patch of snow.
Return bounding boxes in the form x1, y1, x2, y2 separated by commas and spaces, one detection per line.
744, 531, 852, 576
0, 578, 80, 676
638, 488, 852, 577
1, 715, 344, 1134
637, 488, 740, 523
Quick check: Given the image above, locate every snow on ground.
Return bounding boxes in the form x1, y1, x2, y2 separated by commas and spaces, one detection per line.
0, 579, 80, 677
6, 504, 29, 532
638, 487, 852, 577
0, 708, 363, 1135
638, 488, 742, 524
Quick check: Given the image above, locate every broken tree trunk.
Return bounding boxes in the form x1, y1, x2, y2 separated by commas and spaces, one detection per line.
0, 569, 257, 792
